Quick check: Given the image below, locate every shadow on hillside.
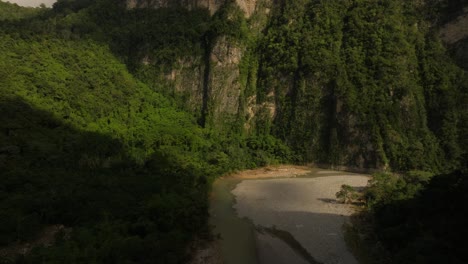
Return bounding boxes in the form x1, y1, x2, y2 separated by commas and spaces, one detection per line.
0, 96, 135, 246
0, 96, 127, 171
0, 96, 210, 263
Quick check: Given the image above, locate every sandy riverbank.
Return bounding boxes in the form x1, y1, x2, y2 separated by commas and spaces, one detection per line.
226, 165, 314, 179
233, 175, 369, 264
195, 165, 370, 264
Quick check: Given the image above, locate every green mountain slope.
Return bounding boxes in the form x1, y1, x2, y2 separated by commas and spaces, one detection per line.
0, 31, 289, 263
256, 0, 466, 171
0, 1, 45, 21
0, 0, 466, 263
0, 34, 210, 263
57, 0, 464, 173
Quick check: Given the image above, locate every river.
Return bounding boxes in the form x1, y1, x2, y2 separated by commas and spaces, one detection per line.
208, 166, 369, 264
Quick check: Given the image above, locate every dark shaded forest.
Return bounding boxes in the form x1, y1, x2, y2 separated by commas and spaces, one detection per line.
346, 168, 468, 264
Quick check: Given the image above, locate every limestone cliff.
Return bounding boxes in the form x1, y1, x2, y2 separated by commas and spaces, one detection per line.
208, 36, 243, 124
135, 0, 271, 130
439, 7, 468, 70
125, 0, 465, 171
439, 8, 468, 44
127, 0, 257, 17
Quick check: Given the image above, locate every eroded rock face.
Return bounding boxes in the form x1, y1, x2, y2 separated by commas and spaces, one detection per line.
235, 0, 257, 17
439, 7, 468, 70
127, 0, 272, 129
171, 57, 206, 113
208, 36, 244, 123
439, 7, 468, 44
127, 0, 222, 14
127, 0, 258, 17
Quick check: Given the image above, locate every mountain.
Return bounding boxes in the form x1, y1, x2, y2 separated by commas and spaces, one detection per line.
439, 5, 468, 70
126, 0, 257, 16
0, 0, 466, 263
119, 0, 466, 172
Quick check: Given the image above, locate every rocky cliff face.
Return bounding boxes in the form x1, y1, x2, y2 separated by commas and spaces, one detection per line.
127, 0, 258, 17
440, 7, 468, 70
137, 0, 271, 130
127, 0, 465, 171
161, 36, 247, 128
208, 36, 243, 124
439, 8, 468, 44
127, 0, 223, 15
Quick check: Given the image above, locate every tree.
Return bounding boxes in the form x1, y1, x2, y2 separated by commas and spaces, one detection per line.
336, 184, 358, 204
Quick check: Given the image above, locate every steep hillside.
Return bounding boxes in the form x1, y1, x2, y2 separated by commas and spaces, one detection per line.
0, 6, 290, 262
127, 0, 259, 17
121, 0, 466, 172
0, 34, 211, 263
439, 7, 468, 70
0, 0, 466, 263
0, 1, 45, 20
261, 0, 466, 171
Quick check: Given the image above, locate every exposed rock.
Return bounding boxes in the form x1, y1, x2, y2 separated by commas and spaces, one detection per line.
439, 7, 468, 44
208, 36, 244, 123
245, 94, 276, 130
127, 0, 273, 129
127, 0, 258, 17
172, 57, 205, 112
439, 7, 468, 70
127, 0, 224, 15
235, 0, 257, 17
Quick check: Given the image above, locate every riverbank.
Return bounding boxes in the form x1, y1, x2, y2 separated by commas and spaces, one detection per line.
226, 165, 314, 179
195, 165, 370, 264
233, 174, 369, 264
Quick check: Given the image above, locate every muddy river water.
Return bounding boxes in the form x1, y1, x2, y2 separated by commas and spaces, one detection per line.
209, 168, 369, 264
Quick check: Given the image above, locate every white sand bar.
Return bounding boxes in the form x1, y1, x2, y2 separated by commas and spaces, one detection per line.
232, 175, 369, 264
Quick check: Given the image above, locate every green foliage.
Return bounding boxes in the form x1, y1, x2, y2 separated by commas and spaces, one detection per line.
0, 1, 45, 21
0, 35, 207, 162
336, 184, 358, 204
2, 0, 463, 172
4, 0, 463, 172
110, 8, 211, 69
0, 34, 210, 263
257, 0, 465, 172
209, 1, 250, 42
0, 0, 466, 263
365, 171, 435, 209
0, 7, 292, 259
364, 170, 468, 264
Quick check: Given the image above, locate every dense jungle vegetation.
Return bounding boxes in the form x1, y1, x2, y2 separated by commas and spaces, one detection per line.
0, 1, 290, 263
0, 1, 45, 20
0, 0, 466, 263
346, 168, 467, 264
257, 0, 467, 171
